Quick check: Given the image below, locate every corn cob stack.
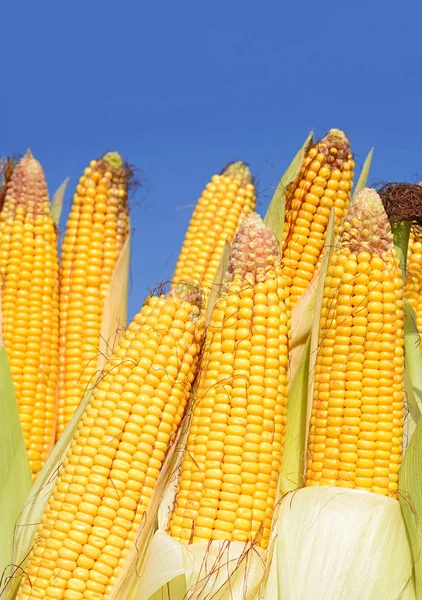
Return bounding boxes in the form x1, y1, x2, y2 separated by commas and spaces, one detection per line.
57, 152, 130, 439
404, 231, 422, 349
0, 151, 59, 479
16, 283, 205, 600
168, 213, 289, 548
306, 188, 404, 497
283, 129, 354, 308
171, 161, 256, 300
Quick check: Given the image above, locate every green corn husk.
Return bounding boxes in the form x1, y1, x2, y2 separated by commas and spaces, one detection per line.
352, 147, 373, 198
0, 330, 31, 593
264, 131, 313, 247
280, 209, 335, 494
399, 415, 422, 598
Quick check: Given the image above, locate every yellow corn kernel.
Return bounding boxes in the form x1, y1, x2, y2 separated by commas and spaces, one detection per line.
283, 129, 355, 308
57, 153, 131, 439
0, 151, 59, 478
306, 188, 404, 498
168, 213, 289, 549
171, 162, 256, 300
16, 284, 205, 600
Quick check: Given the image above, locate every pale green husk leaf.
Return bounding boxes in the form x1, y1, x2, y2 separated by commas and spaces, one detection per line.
206, 240, 231, 324
305, 209, 335, 441
264, 131, 313, 246
51, 177, 69, 228
97, 232, 130, 373
0, 341, 31, 592
399, 412, 422, 597
280, 210, 334, 495
352, 148, 373, 199
279, 337, 310, 494
290, 207, 335, 382
4, 387, 94, 599
266, 487, 414, 600
403, 299, 422, 448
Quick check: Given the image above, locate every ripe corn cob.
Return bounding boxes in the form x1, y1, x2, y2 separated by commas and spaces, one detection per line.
404, 231, 422, 350
16, 283, 205, 600
283, 129, 354, 308
171, 162, 256, 299
168, 213, 289, 548
306, 188, 405, 497
57, 152, 130, 439
0, 151, 59, 478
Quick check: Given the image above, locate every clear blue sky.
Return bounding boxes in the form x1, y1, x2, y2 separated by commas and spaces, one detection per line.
1, 1, 421, 321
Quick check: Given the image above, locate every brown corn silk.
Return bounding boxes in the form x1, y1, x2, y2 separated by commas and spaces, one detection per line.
306, 188, 405, 497
0, 151, 59, 478
16, 284, 205, 600
168, 213, 289, 549
171, 161, 256, 301
282, 129, 354, 308
57, 152, 130, 439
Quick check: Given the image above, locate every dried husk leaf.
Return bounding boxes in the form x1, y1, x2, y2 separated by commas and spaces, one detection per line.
51, 177, 69, 228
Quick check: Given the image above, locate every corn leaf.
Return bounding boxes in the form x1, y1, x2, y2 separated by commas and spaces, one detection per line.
97, 232, 131, 373
4, 384, 94, 600
0, 341, 31, 589
206, 240, 230, 324
352, 148, 373, 198
400, 412, 422, 598
280, 337, 310, 494
51, 177, 69, 228
264, 131, 313, 246
272, 487, 414, 600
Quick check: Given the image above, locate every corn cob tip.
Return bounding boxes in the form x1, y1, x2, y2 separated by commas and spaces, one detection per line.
102, 151, 123, 170
326, 128, 347, 143
170, 281, 204, 313
4, 150, 48, 216
220, 161, 252, 185
377, 182, 422, 226
227, 212, 280, 282
318, 128, 351, 169
342, 187, 392, 255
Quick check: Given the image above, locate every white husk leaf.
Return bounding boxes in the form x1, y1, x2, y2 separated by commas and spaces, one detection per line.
135, 531, 265, 600
266, 486, 414, 600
